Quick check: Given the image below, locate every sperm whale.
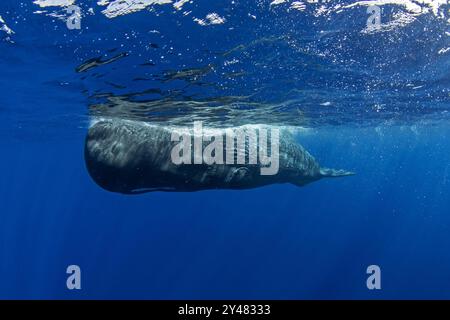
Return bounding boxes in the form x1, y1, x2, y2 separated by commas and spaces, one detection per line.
85, 119, 354, 194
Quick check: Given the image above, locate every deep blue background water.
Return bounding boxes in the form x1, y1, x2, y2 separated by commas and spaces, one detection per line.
1, 125, 450, 299
1, 0, 450, 299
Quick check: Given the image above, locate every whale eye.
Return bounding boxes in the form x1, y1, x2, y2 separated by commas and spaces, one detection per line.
236, 168, 249, 179
226, 167, 250, 183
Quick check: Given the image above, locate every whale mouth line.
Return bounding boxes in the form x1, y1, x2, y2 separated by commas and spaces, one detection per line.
130, 187, 178, 194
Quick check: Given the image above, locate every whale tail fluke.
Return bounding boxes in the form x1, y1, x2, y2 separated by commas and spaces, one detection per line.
320, 168, 355, 178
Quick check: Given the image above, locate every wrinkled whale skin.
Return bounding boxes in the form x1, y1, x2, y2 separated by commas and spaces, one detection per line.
85, 119, 352, 194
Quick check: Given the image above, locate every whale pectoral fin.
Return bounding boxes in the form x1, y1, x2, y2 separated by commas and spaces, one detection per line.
320, 168, 355, 178
225, 167, 251, 184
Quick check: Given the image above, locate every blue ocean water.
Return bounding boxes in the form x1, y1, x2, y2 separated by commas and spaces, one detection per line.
1, 0, 449, 299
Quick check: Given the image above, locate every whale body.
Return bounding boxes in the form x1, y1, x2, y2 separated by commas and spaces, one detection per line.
85, 119, 354, 194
